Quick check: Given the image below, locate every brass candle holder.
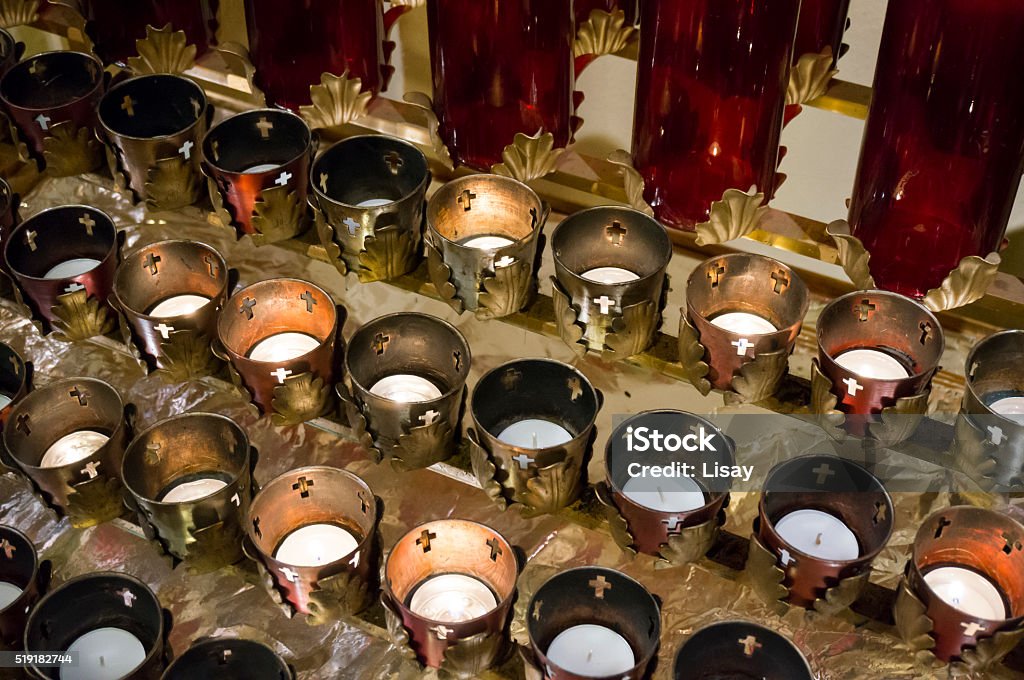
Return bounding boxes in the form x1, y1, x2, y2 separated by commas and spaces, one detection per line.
121, 413, 254, 572
597, 410, 733, 564
895, 506, 1024, 668
426, 174, 547, 320
4, 205, 120, 340
672, 621, 813, 680
0, 176, 18, 273
382, 519, 517, 675
0, 526, 48, 650
681, 254, 809, 402
215, 278, 343, 424
551, 206, 672, 359
0, 341, 29, 432
3, 377, 128, 528
523, 566, 660, 680
0, 50, 104, 176
24, 572, 167, 680
341, 312, 471, 470
244, 466, 378, 623
312, 134, 430, 282
112, 239, 230, 380
203, 108, 314, 244
468, 359, 599, 517
749, 455, 893, 613
161, 638, 292, 680
98, 73, 209, 211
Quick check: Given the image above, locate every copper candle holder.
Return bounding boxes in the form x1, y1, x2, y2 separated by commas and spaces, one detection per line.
551, 206, 672, 359
24, 572, 166, 680
425, 174, 547, 320
750, 454, 893, 612
468, 359, 599, 517
0, 50, 104, 176
3, 377, 128, 528
0, 341, 29, 432
216, 278, 343, 424
112, 239, 229, 379
0, 176, 19, 273
203, 108, 314, 244
597, 410, 733, 564
0, 526, 48, 650
161, 638, 292, 680
382, 519, 517, 674
5, 205, 120, 339
896, 506, 1024, 667
681, 254, 809, 402
672, 621, 813, 680
98, 73, 208, 211
523, 566, 660, 680
244, 466, 378, 623
312, 135, 430, 282
341, 312, 471, 470
122, 413, 254, 571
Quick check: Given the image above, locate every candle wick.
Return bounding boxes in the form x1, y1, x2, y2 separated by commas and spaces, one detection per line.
100, 656, 105, 667
815, 533, 823, 546
657, 487, 665, 502
587, 650, 593, 663
532, 432, 537, 448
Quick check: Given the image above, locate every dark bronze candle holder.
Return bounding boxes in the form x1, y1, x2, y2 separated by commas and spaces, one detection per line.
161, 638, 292, 680
0, 341, 29, 432
215, 278, 343, 424
681, 254, 809, 402
551, 206, 671, 359
203, 108, 313, 245
672, 621, 813, 680
468, 359, 599, 517
749, 454, 893, 613
24, 572, 167, 680
122, 413, 254, 572
0, 50, 104, 176
312, 135, 430, 282
0, 176, 19, 273
895, 506, 1024, 668
382, 519, 517, 675
0, 526, 49, 650
523, 566, 660, 680
98, 73, 208, 211
244, 466, 378, 623
341, 312, 470, 470
112, 239, 230, 380
4, 205, 120, 340
596, 410, 733, 565
3, 377, 128, 528
425, 174, 547, 320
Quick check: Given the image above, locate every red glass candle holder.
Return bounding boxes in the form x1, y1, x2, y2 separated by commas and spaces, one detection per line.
82, 0, 218, 65
631, 0, 799, 231
848, 1, 1024, 298
426, 0, 575, 171
794, 0, 849, 67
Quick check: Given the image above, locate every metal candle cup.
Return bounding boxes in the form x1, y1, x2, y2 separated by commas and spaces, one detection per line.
425, 174, 547, 319
0, 177, 18, 273
683, 254, 808, 400
551, 206, 671, 359
672, 621, 813, 680
382, 519, 517, 671
0, 341, 29, 431
98, 73, 208, 210
0, 526, 46, 650
245, 466, 378, 620
23, 572, 165, 680
3, 377, 128, 528
4, 205, 118, 336
161, 638, 291, 680
311, 135, 429, 282
754, 455, 893, 609
343, 312, 470, 469
524, 566, 660, 680
203, 108, 313, 242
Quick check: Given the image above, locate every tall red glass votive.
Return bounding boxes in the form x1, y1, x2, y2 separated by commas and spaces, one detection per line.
426, 0, 575, 171
794, 0, 850, 66
83, 0, 218, 65
631, 0, 800, 231
848, 1, 1024, 298
244, 0, 387, 111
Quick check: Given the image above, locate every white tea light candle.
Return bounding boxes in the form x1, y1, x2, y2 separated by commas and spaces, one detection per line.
248, 332, 320, 362
580, 267, 640, 285
147, 294, 210, 318
44, 258, 101, 280
159, 477, 228, 503
356, 198, 394, 208
620, 475, 706, 513
0, 394, 11, 410
497, 419, 573, 449
244, 163, 280, 174
39, 430, 109, 469
990, 396, 1024, 424
710, 311, 778, 335
774, 509, 860, 561
408, 573, 498, 623
370, 374, 443, 403
61, 627, 147, 680
834, 349, 910, 380
923, 566, 1008, 620
0, 580, 22, 609
461, 235, 515, 250
546, 624, 636, 677
274, 523, 359, 568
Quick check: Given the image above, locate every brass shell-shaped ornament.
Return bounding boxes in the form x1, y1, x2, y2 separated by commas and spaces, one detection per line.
476, 258, 534, 321
253, 557, 298, 619
440, 631, 505, 680
490, 131, 564, 183
677, 315, 712, 396
893, 580, 937, 657
154, 331, 221, 383
207, 176, 235, 229
381, 594, 419, 661
145, 153, 201, 211
337, 385, 382, 463
868, 390, 930, 446
127, 23, 197, 75
250, 184, 305, 246
958, 626, 1024, 675
659, 514, 721, 566
574, 9, 636, 58
786, 47, 838, 106
519, 456, 581, 518
731, 346, 788, 403
213, 42, 266, 104
921, 252, 1001, 313
185, 519, 244, 574
951, 416, 998, 489
467, 434, 509, 510
403, 91, 454, 171
607, 149, 654, 217
357, 227, 418, 283
105, 145, 130, 193
594, 483, 637, 556
299, 71, 371, 132
306, 569, 371, 624
66, 475, 123, 528
745, 533, 788, 616
695, 186, 768, 246
604, 299, 658, 358
392, 417, 454, 471
809, 361, 847, 439
271, 372, 331, 425
42, 121, 102, 177
51, 290, 116, 341
812, 570, 870, 618
425, 241, 464, 313
313, 205, 347, 275
826, 220, 876, 290
0, 0, 40, 27
551, 278, 586, 357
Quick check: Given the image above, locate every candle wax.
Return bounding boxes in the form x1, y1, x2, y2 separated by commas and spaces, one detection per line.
61, 627, 147, 680
0, 580, 22, 609
774, 509, 860, 561
461, 235, 515, 250
147, 294, 210, 318
44, 258, 101, 280
408, 573, 498, 622
160, 477, 228, 503
546, 624, 636, 677
356, 198, 394, 208
497, 419, 573, 449
248, 332, 320, 362
244, 163, 281, 174
990, 396, 1024, 424
369, 374, 443, 403
274, 523, 359, 567
710, 311, 778, 335
834, 349, 910, 380
40, 430, 109, 469
0, 394, 11, 410
620, 475, 706, 512
580, 267, 640, 284
923, 566, 1008, 620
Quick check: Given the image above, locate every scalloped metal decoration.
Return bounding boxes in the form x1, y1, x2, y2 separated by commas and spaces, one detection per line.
812, 569, 871, 618
270, 372, 331, 425
950, 416, 998, 490
787, 47, 838, 106
440, 631, 506, 679
425, 240, 464, 313
868, 390, 930, 446
894, 580, 937, 657
250, 184, 305, 246
659, 514, 721, 566
745, 533, 788, 616
467, 433, 509, 510
392, 417, 454, 471
51, 289, 116, 341
574, 8, 635, 58
206, 176, 235, 230
604, 298, 658, 358
105, 145, 131, 194
677, 314, 712, 396
694, 186, 768, 246
593, 482, 637, 556
809, 361, 847, 440
477, 257, 534, 321
357, 227, 419, 283
550, 277, 586, 357
403, 91, 455, 171
381, 594, 419, 661
607, 149, 654, 216
921, 252, 1001, 313
730, 346, 789, 403
519, 456, 582, 518
145, 153, 201, 211
490, 130, 564, 182
300, 71, 372, 132
42, 121, 101, 177
185, 519, 244, 574
312, 205, 347, 275
127, 23, 197, 75
957, 625, 1024, 674
253, 557, 297, 619
154, 331, 221, 383
306, 569, 372, 625
213, 42, 266, 105
0, 0, 39, 28
65, 474, 122, 528
336, 384, 382, 463
825, 220, 877, 290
